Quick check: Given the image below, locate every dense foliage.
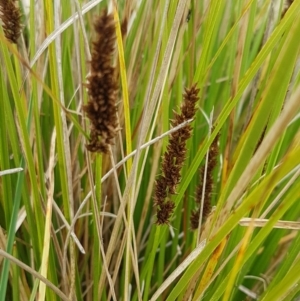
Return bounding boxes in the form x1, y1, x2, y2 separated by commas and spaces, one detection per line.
0, 1, 300, 300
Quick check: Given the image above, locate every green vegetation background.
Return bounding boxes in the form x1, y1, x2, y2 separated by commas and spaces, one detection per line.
0, 0, 300, 300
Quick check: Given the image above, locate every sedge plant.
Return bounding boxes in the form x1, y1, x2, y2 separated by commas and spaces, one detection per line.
0, 0, 300, 301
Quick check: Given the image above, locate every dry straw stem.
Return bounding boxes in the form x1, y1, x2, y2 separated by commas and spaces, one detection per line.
149, 239, 207, 301
0, 0, 21, 44
190, 131, 219, 230
39, 130, 56, 301
239, 218, 300, 230
0, 167, 23, 176
154, 84, 200, 225
83, 9, 118, 153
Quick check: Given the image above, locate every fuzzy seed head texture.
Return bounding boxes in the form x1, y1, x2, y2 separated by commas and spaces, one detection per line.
154, 85, 200, 225
83, 9, 118, 154
0, 0, 22, 44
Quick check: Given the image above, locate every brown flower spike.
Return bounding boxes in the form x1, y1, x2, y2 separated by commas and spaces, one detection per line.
190, 131, 219, 230
0, 0, 22, 44
154, 85, 200, 225
83, 9, 118, 153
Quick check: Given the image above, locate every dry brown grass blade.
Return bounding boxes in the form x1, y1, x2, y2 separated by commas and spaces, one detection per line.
239, 218, 300, 230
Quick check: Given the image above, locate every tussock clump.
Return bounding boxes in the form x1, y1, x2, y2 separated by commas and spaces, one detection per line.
190, 131, 219, 230
0, 0, 22, 44
154, 85, 199, 225
83, 9, 118, 153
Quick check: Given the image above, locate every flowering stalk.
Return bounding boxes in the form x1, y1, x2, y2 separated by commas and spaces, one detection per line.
154, 85, 199, 225
83, 9, 118, 153
0, 0, 22, 44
